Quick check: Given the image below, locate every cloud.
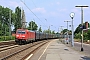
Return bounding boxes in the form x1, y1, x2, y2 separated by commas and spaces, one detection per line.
0, 0, 24, 9
72, 9, 80, 16
0, 0, 9, 7
49, 12, 58, 16
71, 9, 79, 13
56, 2, 60, 5
48, 11, 62, 17
32, 7, 46, 13
8, 1, 24, 8
49, 2, 60, 6
58, 8, 68, 12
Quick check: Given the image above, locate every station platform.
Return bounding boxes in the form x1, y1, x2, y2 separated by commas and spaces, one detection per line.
42, 39, 88, 60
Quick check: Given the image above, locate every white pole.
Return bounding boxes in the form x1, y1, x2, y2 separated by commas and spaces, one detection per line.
72, 18, 74, 47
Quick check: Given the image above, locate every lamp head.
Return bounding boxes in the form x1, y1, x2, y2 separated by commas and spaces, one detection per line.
70, 12, 75, 19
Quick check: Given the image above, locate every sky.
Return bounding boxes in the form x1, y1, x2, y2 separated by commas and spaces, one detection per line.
0, 0, 90, 32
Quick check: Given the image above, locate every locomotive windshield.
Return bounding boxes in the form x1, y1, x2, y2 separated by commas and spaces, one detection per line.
17, 30, 25, 34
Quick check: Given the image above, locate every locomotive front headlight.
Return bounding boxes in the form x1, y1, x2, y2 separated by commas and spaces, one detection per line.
16, 35, 19, 37
22, 36, 25, 37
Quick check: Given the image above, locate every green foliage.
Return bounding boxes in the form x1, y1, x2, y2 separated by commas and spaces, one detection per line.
62, 29, 68, 34
74, 23, 90, 40
0, 5, 16, 36
0, 36, 15, 41
38, 26, 42, 32
43, 29, 51, 33
51, 30, 55, 34
27, 21, 38, 31
43, 29, 55, 34
14, 6, 22, 32
89, 23, 90, 28
74, 24, 82, 34
74, 33, 81, 39
87, 30, 90, 40
83, 32, 88, 40
0, 6, 9, 36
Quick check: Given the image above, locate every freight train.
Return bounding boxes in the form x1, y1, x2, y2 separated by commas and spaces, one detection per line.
15, 29, 59, 44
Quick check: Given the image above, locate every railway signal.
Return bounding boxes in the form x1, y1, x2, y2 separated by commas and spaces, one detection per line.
85, 21, 89, 29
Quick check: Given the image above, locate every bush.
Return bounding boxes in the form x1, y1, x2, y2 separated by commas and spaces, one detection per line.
75, 33, 81, 39
0, 36, 15, 41
0, 36, 5, 41
87, 30, 90, 40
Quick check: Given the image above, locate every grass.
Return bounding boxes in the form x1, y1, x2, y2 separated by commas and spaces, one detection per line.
0, 36, 15, 42
74, 38, 90, 44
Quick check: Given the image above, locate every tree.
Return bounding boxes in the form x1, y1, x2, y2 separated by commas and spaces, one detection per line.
56, 32, 59, 34
51, 30, 55, 34
68, 30, 72, 35
43, 29, 51, 34
74, 32, 81, 39
14, 6, 22, 32
11, 12, 16, 26
0, 5, 15, 36
43, 30, 48, 33
87, 29, 90, 40
27, 21, 38, 31
74, 23, 90, 40
62, 29, 68, 34
74, 24, 82, 34
38, 27, 42, 32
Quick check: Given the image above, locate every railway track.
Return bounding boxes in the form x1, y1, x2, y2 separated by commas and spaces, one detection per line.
0, 40, 16, 45
0, 41, 19, 52
0, 44, 19, 52
0, 40, 50, 60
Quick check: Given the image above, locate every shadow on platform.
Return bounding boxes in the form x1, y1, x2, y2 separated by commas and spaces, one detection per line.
81, 56, 90, 60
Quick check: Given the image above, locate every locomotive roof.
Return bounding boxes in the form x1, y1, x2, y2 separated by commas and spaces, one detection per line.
28, 30, 35, 32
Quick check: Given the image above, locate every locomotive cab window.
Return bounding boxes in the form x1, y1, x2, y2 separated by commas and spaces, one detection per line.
17, 30, 26, 34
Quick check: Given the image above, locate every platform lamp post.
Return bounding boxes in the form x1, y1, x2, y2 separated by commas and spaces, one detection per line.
49, 25, 53, 34
64, 20, 71, 43
70, 12, 75, 47
60, 26, 64, 38
75, 5, 89, 51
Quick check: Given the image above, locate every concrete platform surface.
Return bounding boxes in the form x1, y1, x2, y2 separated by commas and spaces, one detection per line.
44, 39, 89, 60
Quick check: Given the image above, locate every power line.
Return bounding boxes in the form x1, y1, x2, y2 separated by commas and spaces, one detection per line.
20, 0, 40, 20
31, 0, 47, 22
30, 0, 49, 29
32, 0, 47, 20
31, 0, 46, 20
20, 0, 48, 28
31, 0, 37, 8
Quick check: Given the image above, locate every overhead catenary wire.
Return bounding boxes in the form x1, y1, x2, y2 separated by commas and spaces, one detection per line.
31, 0, 46, 21
31, 0, 51, 28
31, 0, 37, 8
20, 0, 48, 29
20, 0, 40, 21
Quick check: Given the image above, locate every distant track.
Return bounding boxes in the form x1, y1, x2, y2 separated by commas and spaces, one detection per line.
0, 40, 18, 52
0, 44, 19, 52
0, 40, 16, 45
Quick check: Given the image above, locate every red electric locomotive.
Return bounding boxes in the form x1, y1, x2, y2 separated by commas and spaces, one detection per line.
15, 29, 35, 44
